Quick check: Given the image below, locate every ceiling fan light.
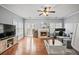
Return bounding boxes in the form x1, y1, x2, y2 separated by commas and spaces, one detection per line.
46, 12, 48, 14
43, 12, 48, 16
43, 12, 46, 16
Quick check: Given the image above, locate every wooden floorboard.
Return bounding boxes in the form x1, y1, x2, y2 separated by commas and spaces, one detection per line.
1, 37, 48, 55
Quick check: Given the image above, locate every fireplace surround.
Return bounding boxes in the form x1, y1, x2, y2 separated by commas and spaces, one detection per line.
38, 29, 49, 38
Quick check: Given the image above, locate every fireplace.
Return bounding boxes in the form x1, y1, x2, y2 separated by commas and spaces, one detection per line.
38, 29, 48, 38
40, 32, 47, 36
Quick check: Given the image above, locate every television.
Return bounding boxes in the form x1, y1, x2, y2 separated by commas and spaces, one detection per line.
4, 24, 16, 37
0, 33, 6, 38
4, 24, 15, 32
0, 24, 16, 38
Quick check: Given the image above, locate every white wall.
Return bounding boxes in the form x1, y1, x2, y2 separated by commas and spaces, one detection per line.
13, 18, 23, 40
65, 13, 79, 52
73, 24, 79, 52
64, 23, 77, 34
0, 24, 3, 33
25, 19, 63, 36
0, 6, 23, 40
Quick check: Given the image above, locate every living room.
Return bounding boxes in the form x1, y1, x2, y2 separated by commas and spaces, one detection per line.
0, 4, 79, 55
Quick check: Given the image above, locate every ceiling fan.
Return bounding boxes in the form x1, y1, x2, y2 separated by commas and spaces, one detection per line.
37, 6, 55, 16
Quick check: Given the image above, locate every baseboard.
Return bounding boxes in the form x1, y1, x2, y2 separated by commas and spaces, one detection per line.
73, 47, 79, 55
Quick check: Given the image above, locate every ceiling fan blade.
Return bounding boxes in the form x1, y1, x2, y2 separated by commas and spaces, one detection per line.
44, 7, 47, 11
39, 13, 43, 16
37, 10, 43, 12
48, 7, 51, 9
48, 11, 55, 13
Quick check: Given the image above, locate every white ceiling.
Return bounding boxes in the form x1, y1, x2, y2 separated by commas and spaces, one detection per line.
1, 4, 79, 19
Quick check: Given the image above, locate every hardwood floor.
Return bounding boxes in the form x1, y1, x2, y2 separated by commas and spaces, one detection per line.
1, 37, 48, 55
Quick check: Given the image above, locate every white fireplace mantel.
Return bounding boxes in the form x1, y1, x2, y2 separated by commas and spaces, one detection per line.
38, 29, 49, 38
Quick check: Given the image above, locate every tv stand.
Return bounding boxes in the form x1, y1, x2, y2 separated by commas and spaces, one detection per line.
0, 36, 18, 54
